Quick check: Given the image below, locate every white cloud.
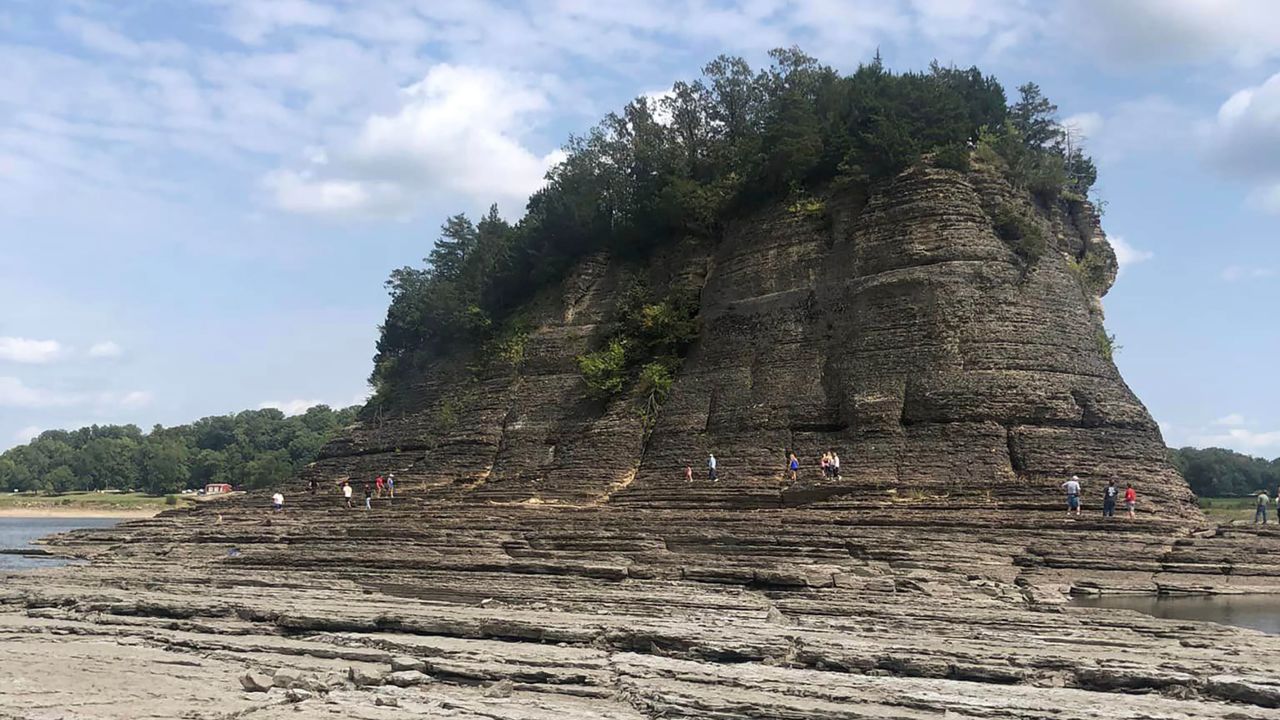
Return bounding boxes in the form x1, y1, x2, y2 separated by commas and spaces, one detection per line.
1247, 183, 1280, 214
1070, 0, 1280, 68
1108, 235, 1153, 274
1221, 265, 1275, 282
114, 390, 154, 409
265, 64, 564, 217
1207, 72, 1280, 179
1214, 413, 1246, 427
1192, 428, 1280, 453
1062, 111, 1103, 141
88, 340, 123, 358
0, 337, 63, 364
0, 377, 79, 408
259, 399, 325, 416
13, 426, 42, 444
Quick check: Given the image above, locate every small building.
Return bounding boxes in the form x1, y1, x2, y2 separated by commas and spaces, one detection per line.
205, 483, 233, 495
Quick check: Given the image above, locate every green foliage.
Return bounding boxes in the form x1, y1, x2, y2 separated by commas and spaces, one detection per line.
577, 338, 629, 400
991, 204, 1046, 263
931, 143, 971, 172
1066, 251, 1112, 297
1096, 328, 1120, 362
0, 405, 360, 494
165, 494, 179, 506
370, 52, 1093, 396
1170, 447, 1280, 498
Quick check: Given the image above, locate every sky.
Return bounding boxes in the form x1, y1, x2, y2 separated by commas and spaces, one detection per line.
1, 0, 1278, 457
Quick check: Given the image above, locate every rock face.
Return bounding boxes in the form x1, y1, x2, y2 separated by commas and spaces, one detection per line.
308, 165, 1188, 515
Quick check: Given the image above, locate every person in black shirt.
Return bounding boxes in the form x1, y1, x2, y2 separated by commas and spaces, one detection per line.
1102, 481, 1118, 518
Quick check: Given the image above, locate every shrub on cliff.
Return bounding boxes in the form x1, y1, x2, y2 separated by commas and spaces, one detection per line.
991, 204, 1047, 263
577, 339, 629, 400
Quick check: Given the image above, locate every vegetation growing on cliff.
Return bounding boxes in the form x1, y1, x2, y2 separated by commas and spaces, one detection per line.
0, 405, 358, 495
371, 50, 1095, 398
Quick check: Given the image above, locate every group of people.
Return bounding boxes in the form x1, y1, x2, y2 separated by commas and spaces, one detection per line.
337, 473, 396, 510
1061, 475, 1137, 519
690, 450, 843, 484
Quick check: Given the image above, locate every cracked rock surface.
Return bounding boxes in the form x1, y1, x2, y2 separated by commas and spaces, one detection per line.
3, 496, 1280, 718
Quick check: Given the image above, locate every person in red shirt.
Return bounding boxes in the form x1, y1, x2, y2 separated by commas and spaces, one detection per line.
1124, 483, 1137, 520
374, 475, 385, 498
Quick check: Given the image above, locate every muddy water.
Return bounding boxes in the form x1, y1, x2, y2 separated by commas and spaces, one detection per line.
1074, 593, 1280, 635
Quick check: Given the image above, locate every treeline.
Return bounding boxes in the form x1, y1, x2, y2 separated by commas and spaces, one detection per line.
1170, 447, 1280, 498
0, 405, 358, 496
372, 49, 1097, 403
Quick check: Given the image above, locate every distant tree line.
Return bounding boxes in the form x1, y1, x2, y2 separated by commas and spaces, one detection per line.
0, 405, 358, 496
1170, 447, 1280, 498
371, 49, 1097, 405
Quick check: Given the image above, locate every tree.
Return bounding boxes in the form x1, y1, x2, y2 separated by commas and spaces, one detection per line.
139, 438, 189, 495
1009, 82, 1060, 150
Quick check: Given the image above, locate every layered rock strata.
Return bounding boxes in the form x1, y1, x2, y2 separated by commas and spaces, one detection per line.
309, 164, 1189, 515
3, 495, 1280, 718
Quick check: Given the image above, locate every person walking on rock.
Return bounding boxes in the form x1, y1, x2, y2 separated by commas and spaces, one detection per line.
1255, 490, 1270, 524
1062, 475, 1083, 516
363, 483, 373, 510
1124, 483, 1137, 520
1102, 480, 1118, 518
375, 475, 385, 498
308, 478, 317, 495
788, 452, 799, 482
820, 452, 830, 479
831, 451, 841, 480
387, 473, 396, 498
707, 453, 717, 482
341, 480, 353, 509
272, 492, 284, 512
684, 465, 693, 483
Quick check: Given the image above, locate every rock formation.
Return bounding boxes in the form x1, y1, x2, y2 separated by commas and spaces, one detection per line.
311, 163, 1189, 515
3, 163, 1277, 719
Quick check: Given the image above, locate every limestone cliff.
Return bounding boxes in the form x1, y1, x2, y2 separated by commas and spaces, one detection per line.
307, 163, 1192, 515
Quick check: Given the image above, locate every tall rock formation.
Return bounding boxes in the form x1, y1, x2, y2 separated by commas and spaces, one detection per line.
307, 163, 1193, 516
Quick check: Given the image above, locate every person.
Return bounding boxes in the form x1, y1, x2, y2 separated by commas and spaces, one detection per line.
374, 475, 385, 498
707, 453, 717, 482
831, 451, 841, 480
387, 473, 396, 498
1124, 483, 1137, 520
308, 478, 317, 495
342, 480, 353, 509
363, 483, 373, 510
1102, 480, 1118, 518
684, 465, 693, 483
788, 452, 799, 482
271, 492, 284, 512
820, 452, 830, 479
1255, 490, 1269, 524
1061, 475, 1082, 516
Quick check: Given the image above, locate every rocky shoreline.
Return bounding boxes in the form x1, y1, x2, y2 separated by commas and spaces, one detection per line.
3, 490, 1280, 719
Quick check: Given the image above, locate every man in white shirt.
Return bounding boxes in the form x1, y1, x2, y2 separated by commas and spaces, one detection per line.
1256, 491, 1270, 525
1061, 475, 1082, 516
271, 492, 284, 512
707, 453, 717, 482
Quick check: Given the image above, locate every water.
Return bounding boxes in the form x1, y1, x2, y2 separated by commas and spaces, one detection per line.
0, 517, 120, 571
1074, 594, 1280, 635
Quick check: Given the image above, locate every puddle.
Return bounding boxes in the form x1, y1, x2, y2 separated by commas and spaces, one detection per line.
1073, 593, 1280, 635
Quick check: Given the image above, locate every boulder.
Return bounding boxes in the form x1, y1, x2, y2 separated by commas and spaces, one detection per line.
386, 670, 431, 688
389, 656, 425, 672
348, 666, 385, 687
238, 672, 273, 693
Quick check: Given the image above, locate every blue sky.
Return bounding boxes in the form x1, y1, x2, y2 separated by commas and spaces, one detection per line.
1, 0, 1278, 456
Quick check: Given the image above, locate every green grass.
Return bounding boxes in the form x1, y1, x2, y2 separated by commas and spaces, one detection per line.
0, 491, 192, 512
1199, 496, 1266, 524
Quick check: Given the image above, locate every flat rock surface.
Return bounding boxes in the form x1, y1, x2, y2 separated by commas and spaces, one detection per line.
3, 492, 1280, 718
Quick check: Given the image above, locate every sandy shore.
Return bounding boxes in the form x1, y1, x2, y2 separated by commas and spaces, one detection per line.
0, 507, 162, 519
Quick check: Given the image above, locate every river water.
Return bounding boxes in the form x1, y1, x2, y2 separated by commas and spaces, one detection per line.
1074, 594, 1280, 635
0, 517, 120, 571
